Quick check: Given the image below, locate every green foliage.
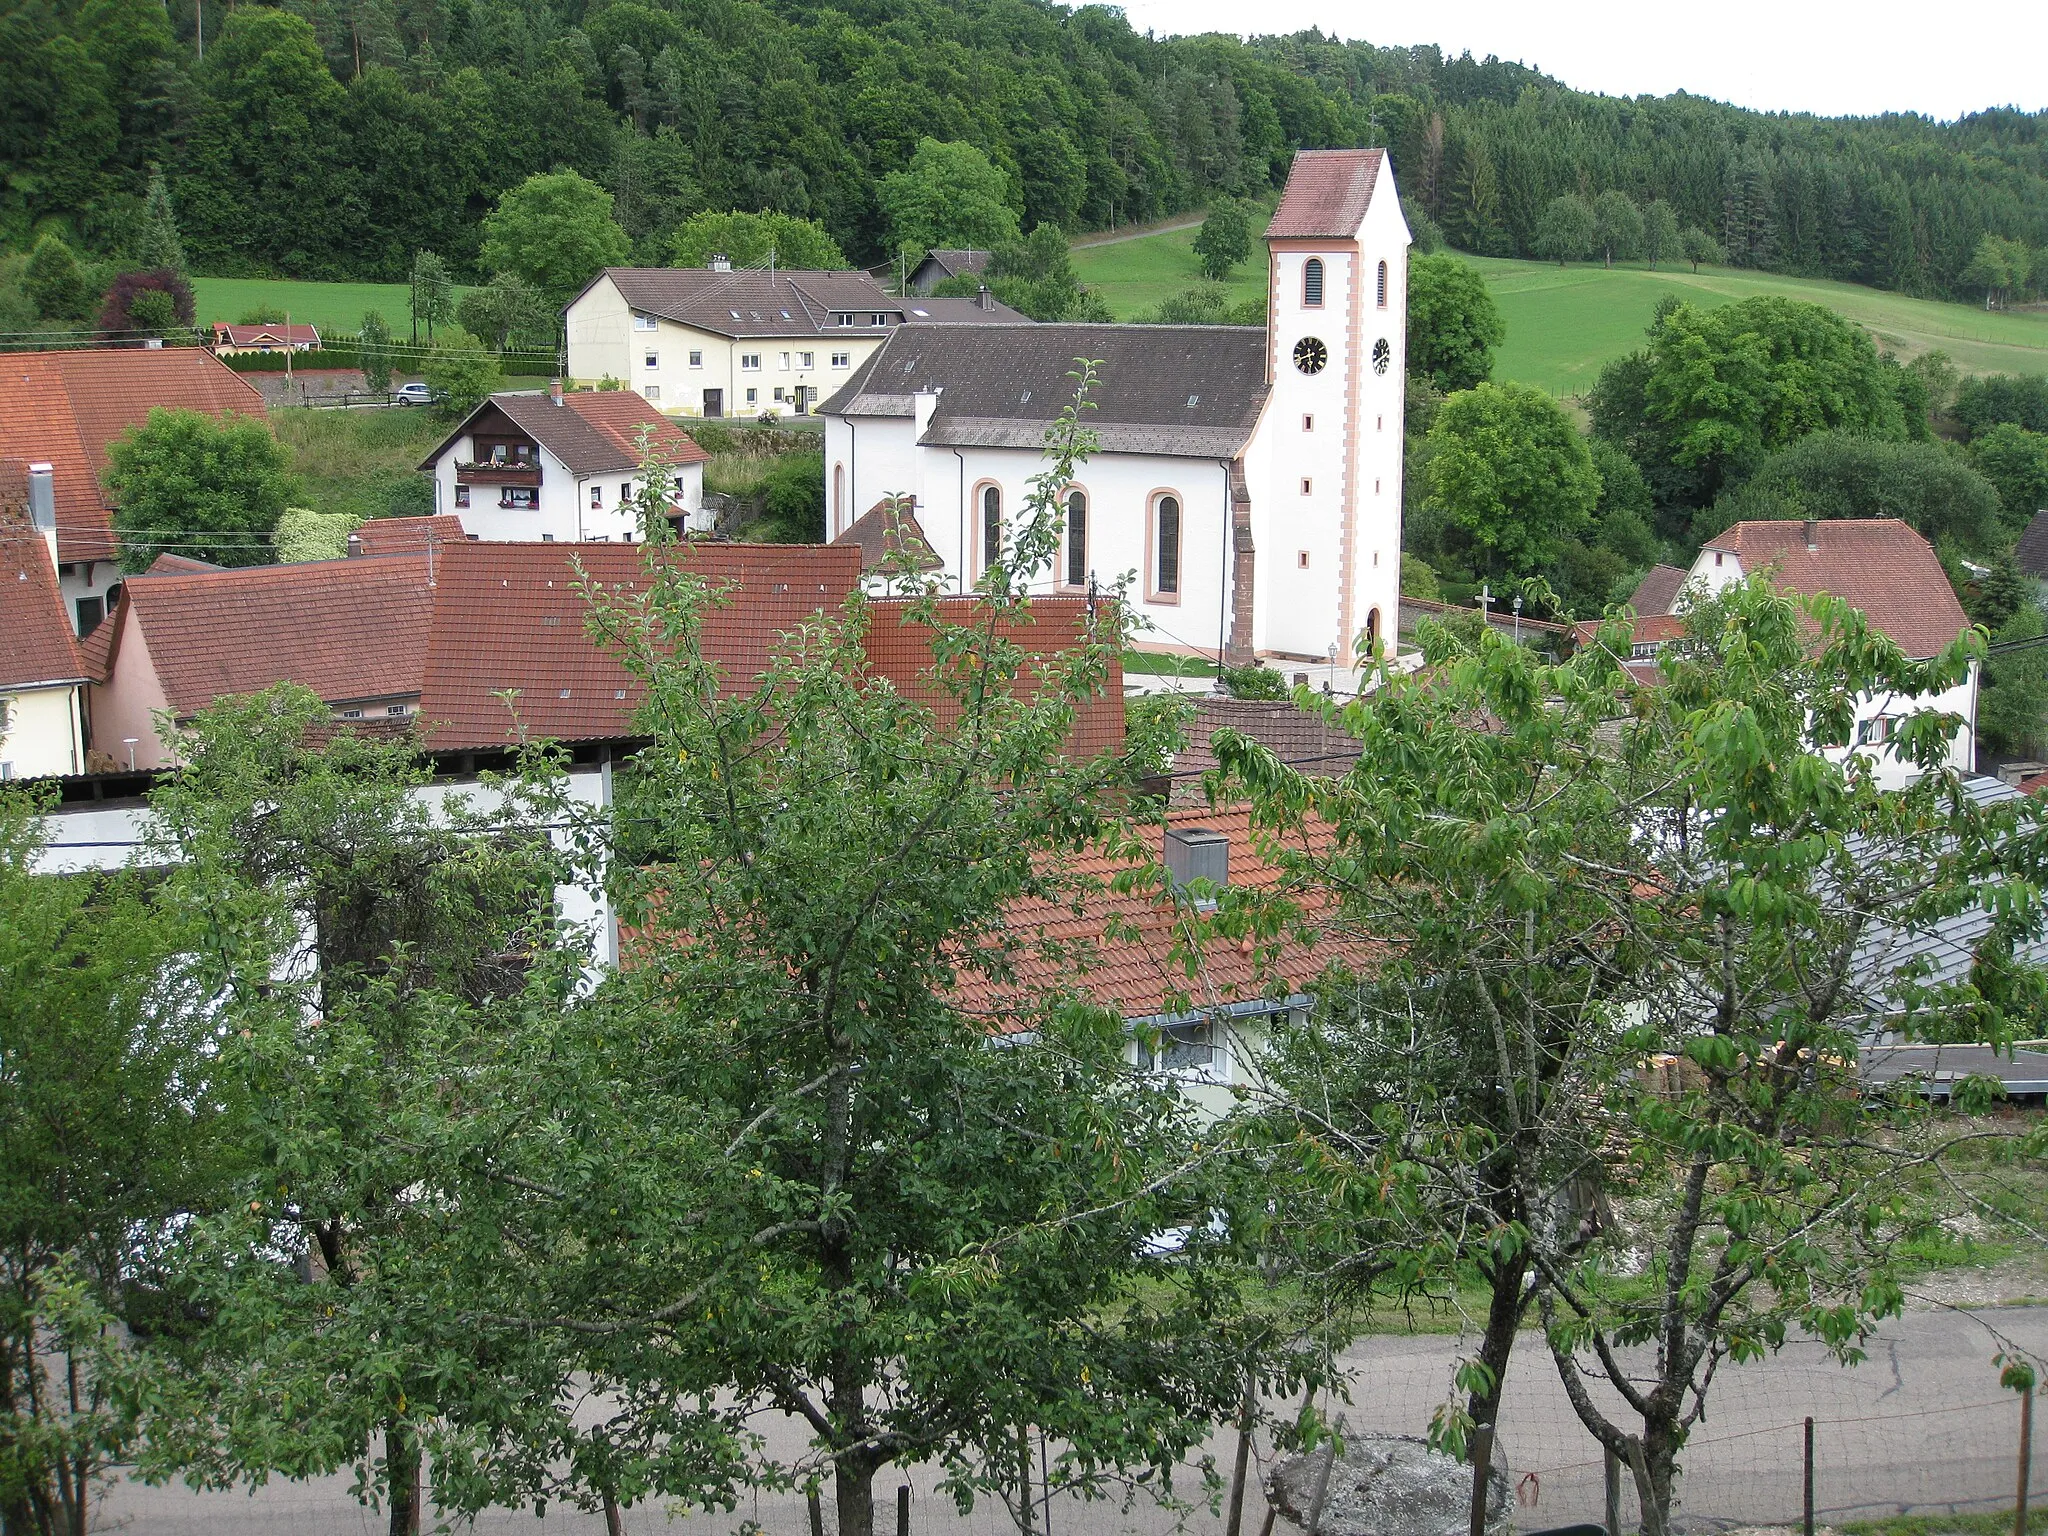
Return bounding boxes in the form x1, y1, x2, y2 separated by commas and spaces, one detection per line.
1980, 600, 2048, 758
1398, 553, 1441, 600
0, 793, 239, 1536
479, 170, 629, 309
107, 407, 298, 571
1955, 373, 2048, 440
356, 309, 393, 392
756, 450, 825, 542
422, 327, 500, 420
1907, 349, 1960, 424
1192, 198, 1253, 281
1426, 380, 1600, 578
272, 506, 359, 561
1641, 295, 1909, 502
407, 250, 454, 342
1681, 226, 1723, 272
1591, 188, 1643, 266
24, 233, 90, 321
670, 211, 847, 272
269, 404, 441, 522
877, 138, 1021, 265
1641, 199, 1680, 269
1698, 432, 2005, 555
1135, 283, 1265, 327
456, 275, 551, 352
1533, 193, 1594, 264
1971, 423, 2048, 529
97, 266, 194, 336
1220, 662, 1290, 699
1400, 194, 1444, 254
1405, 253, 1504, 392
976, 224, 1111, 321
235, 303, 286, 324
135, 165, 186, 274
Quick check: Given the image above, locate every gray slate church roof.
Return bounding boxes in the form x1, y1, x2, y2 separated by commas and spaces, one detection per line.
821, 323, 1271, 459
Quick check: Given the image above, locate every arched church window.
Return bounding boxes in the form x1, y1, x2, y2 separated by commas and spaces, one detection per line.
981, 484, 1001, 571
1065, 489, 1088, 587
1153, 494, 1180, 596
1302, 258, 1324, 307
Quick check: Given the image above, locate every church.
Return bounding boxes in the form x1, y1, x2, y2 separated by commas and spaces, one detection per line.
819, 148, 1410, 667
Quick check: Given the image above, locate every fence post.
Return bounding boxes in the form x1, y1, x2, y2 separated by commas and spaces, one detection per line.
897, 1484, 910, 1536
1226, 1378, 1256, 1536
1603, 1446, 1620, 1536
808, 1489, 825, 1536
1468, 1424, 1494, 1536
2019, 1390, 2034, 1536
1804, 1417, 1815, 1536
1305, 1426, 1340, 1536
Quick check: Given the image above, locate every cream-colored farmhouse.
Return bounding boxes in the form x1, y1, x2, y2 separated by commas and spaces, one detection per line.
563, 264, 1024, 420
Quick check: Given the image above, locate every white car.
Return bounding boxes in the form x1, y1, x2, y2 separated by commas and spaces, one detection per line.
394, 382, 434, 406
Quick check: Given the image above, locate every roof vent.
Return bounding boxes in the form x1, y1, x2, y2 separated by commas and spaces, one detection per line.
708, 253, 731, 272
1164, 826, 1229, 908
1803, 517, 1819, 552
26, 462, 55, 530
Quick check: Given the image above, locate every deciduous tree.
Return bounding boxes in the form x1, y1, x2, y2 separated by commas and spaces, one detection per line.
1971, 422, 2048, 529
1591, 189, 1643, 267
1405, 252, 1504, 393
877, 138, 1022, 269
479, 170, 629, 310
1193, 197, 1253, 280
407, 249, 453, 345
1533, 193, 1594, 265
357, 308, 394, 392
420, 326, 500, 418
1425, 380, 1600, 578
106, 407, 298, 570
23, 233, 90, 322
670, 210, 848, 272
1641, 199, 1680, 270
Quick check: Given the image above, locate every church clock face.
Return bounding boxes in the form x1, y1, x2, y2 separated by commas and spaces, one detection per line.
1372, 338, 1392, 375
1292, 336, 1328, 376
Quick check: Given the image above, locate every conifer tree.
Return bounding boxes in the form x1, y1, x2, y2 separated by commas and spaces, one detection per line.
136, 165, 187, 274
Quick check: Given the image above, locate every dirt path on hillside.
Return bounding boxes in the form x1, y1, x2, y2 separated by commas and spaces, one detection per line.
1070, 213, 1204, 248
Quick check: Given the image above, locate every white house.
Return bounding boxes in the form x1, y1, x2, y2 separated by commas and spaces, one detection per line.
1633, 517, 1979, 789
0, 462, 86, 779
418, 387, 710, 541
565, 265, 1025, 420
820, 148, 1410, 668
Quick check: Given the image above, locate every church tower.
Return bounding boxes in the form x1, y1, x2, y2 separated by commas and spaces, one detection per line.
1249, 149, 1409, 667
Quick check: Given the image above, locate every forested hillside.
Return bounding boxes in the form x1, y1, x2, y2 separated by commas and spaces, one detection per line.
4, 0, 2047, 296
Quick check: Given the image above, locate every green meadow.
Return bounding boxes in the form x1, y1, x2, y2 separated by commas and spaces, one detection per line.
190, 277, 461, 336
1069, 224, 2048, 395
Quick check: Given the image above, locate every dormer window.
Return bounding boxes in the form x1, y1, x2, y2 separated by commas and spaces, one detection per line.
1302, 257, 1325, 307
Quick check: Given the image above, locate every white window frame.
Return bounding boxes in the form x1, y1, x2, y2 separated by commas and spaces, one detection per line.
831, 351, 850, 368
740, 353, 761, 371
688, 350, 703, 368
799, 351, 814, 368
779, 351, 792, 370
745, 387, 758, 405
633, 313, 657, 332
643, 350, 658, 369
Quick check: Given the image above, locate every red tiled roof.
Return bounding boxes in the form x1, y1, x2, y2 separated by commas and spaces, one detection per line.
832, 498, 942, 573
1629, 564, 1689, 616
124, 554, 435, 716
416, 541, 862, 749
75, 598, 121, 683
950, 803, 1370, 1028
0, 522, 83, 690
1267, 149, 1384, 240
563, 391, 709, 466
0, 350, 266, 564
1710, 519, 1971, 659
862, 596, 1125, 759
1572, 612, 1688, 648
212, 323, 320, 348
147, 552, 222, 573
347, 514, 470, 557
1170, 696, 1361, 801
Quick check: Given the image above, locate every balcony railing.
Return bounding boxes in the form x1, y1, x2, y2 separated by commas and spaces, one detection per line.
456, 462, 542, 486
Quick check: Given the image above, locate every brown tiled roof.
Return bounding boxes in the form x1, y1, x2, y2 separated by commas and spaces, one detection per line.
0, 523, 83, 690
1711, 519, 1971, 659
420, 391, 708, 478
75, 598, 121, 683
593, 268, 899, 339
949, 803, 1369, 1028
2016, 509, 2048, 581
862, 596, 1125, 760
896, 295, 1029, 324
821, 323, 1268, 459
1170, 697, 1362, 794
147, 552, 223, 573
923, 249, 992, 281
1267, 149, 1384, 240
0, 350, 266, 564
832, 499, 943, 573
347, 514, 470, 557
123, 554, 435, 716
416, 542, 862, 749
1629, 564, 1690, 615
212, 323, 320, 348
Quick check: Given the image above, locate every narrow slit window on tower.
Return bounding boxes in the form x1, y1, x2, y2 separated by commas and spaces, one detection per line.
1298, 551, 1310, 569
981, 484, 1001, 571
1303, 413, 1314, 432
1065, 489, 1088, 587
1302, 257, 1324, 307
1377, 260, 1388, 307
1155, 494, 1180, 596
1300, 477, 1312, 495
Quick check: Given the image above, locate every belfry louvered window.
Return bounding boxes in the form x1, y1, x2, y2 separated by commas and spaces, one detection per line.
1302, 258, 1325, 307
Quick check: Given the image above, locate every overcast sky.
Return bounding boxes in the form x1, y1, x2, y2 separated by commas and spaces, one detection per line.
1113, 0, 2048, 122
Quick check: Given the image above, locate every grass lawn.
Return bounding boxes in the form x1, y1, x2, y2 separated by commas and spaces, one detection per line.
1070, 223, 2048, 394
271, 406, 444, 523
191, 277, 467, 335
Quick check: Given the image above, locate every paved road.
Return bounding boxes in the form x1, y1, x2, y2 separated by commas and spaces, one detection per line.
96, 1306, 2045, 1533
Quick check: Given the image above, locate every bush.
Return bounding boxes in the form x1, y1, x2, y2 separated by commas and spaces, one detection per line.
98, 268, 195, 336
1220, 662, 1289, 700
758, 451, 825, 542
422, 328, 501, 419
273, 507, 361, 562
1954, 373, 2048, 440
25, 234, 91, 321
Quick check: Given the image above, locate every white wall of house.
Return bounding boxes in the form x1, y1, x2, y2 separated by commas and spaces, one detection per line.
0, 684, 83, 779
563, 279, 634, 391
58, 559, 123, 637
429, 429, 704, 542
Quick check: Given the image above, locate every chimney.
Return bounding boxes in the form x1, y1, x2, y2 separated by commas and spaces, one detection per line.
1164, 826, 1230, 908
708, 253, 731, 273
549, 378, 563, 407
977, 283, 993, 311
27, 462, 58, 577
1803, 517, 1818, 552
